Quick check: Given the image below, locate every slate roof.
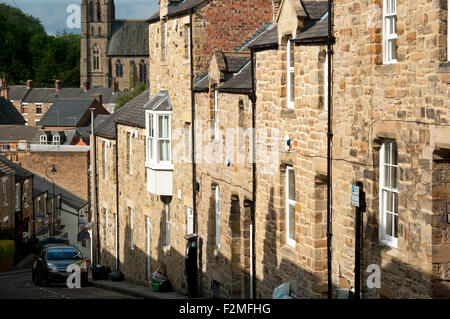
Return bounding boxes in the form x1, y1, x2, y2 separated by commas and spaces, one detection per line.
294, 12, 329, 42
217, 52, 250, 74
217, 61, 252, 93
0, 125, 40, 142
107, 20, 149, 56
7, 86, 30, 101
0, 97, 26, 125
0, 155, 33, 182
37, 99, 95, 127
56, 88, 124, 104
301, 1, 328, 20
0, 162, 13, 176
147, 0, 206, 21
22, 88, 56, 103
96, 89, 150, 138
32, 173, 88, 209
236, 23, 277, 51
144, 90, 172, 112
248, 24, 278, 49
193, 73, 209, 92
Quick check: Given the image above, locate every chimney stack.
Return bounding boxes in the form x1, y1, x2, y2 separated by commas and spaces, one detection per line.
83, 79, 90, 92
112, 77, 119, 93
0, 79, 8, 100
27, 79, 33, 89
93, 94, 102, 106
55, 79, 62, 91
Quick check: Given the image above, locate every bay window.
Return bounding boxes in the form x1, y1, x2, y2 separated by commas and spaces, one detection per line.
146, 111, 172, 166
215, 185, 221, 248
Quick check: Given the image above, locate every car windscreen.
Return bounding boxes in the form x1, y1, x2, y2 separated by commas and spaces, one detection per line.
47, 247, 82, 260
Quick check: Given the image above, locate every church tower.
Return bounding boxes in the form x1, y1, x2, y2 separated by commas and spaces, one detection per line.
80, 0, 115, 88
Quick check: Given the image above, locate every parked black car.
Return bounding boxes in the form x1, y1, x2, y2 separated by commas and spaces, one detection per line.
32, 244, 88, 287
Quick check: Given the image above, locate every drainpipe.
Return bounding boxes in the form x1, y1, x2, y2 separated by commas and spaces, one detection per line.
89, 108, 98, 266
326, 0, 334, 299
250, 48, 257, 299
114, 125, 120, 271
189, 8, 197, 233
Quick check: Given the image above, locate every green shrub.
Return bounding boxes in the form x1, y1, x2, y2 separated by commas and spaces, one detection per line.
0, 240, 15, 262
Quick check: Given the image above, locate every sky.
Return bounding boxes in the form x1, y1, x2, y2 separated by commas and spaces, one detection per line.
0, 0, 159, 35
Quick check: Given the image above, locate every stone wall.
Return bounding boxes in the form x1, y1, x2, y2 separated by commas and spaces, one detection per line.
332, 0, 450, 298
253, 41, 329, 298
195, 88, 253, 298
110, 57, 149, 91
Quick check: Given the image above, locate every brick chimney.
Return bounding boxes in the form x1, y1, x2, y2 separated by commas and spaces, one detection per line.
93, 94, 102, 106
112, 77, 119, 93
27, 79, 33, 89
55, 79, 62, 91
83, 79, 90, 92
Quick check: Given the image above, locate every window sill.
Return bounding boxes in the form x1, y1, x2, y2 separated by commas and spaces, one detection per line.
145, 162, 174, 171
438, 61, 450, 73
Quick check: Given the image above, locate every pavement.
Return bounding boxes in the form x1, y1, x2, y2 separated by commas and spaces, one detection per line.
91, 279, 188, 299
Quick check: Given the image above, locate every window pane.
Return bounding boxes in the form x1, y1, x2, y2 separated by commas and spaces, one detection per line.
385, 142, 390, 164
164, 116, 169, 137
159, 116, 164, 138
159, 141, 169, 161
391, 141, 397, 164
389, 39, 397, 60
385, 190, 393, 212
289, 42, 294, 68
391, 166, 397, 189
384, 164, 391, 188
393, 192, 398, 214
288, 169, 295, 200
386, 213, 393, 236
289, 204, 295, 240
394, 214, 398, 238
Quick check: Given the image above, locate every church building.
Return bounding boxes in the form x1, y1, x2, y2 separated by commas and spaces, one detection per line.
80, 0, 149, 91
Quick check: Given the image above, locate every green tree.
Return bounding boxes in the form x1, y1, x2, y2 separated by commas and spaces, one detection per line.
115, 83, 148, 111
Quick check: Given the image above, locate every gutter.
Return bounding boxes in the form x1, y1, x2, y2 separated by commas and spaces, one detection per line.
189, 8, 197, 235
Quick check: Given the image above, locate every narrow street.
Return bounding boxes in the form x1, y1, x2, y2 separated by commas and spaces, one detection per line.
0, 271, 136, 299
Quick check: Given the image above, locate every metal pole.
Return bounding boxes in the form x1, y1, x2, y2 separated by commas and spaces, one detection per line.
90, 108, 97, 266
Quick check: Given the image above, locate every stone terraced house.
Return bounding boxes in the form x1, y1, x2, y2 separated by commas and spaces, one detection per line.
93, 0, 450, 299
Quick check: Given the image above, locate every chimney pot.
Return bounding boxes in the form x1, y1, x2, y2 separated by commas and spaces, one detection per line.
83, 80, 90, 92
55, 79, 62, 90
27, 79, 33, 89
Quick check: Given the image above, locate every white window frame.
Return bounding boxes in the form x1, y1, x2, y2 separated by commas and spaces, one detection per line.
214, 90, 219, 139
21, 103, 28, 114
383, 0, 397, 64
53, 134, 60, 145
105, 209, 109, 247
379, 140, 399, 248
37, 197, 41, 212
163, 21, 168, 61
44, 194, 47, 214
15, 183, 19, 211
187, 207, 194, 235
40, 135, 47, 145
128, 132, 133, 175
165, 204, 170, 247
286, 166, 296, 247
104, 142, 108, 179
215, 185, 221, 248
130, 207, 134, 250
287, 39, 295, 109
2, 179, 7, 206
24, 181, 28, 207
145, 110, 172, 169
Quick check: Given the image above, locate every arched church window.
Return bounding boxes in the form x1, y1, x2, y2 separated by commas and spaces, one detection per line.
89, 1, 94, 22
93, 45, 100, 71
115, 60, 123, 78
97, 1, 101, 21
139, 60, 147, 83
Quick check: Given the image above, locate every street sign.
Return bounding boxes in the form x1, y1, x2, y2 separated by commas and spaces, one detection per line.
352, 185, 360, 207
